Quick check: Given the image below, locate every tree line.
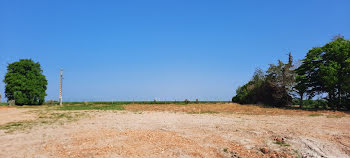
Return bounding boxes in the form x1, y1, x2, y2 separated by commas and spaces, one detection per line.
232, 36, 350, 110
1, 36, 349, 109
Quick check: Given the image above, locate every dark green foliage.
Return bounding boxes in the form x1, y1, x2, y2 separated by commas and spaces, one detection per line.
232, 58, 294, 107
291, 99, 327, 109
232, 80, 292, 107
232, 68, 266, 104
256, 81, 292, 107
295, 37, 350, 110
234, 36, 350, 110
294, 73, 308, 108
3, 59, 47, 105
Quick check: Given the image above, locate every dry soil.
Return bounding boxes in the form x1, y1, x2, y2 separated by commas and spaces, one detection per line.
0, 104, 349, 158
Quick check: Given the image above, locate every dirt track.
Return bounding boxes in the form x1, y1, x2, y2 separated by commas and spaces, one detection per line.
0, 105, 349, 157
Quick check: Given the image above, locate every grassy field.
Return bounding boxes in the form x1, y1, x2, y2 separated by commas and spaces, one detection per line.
58, 104, 125, 110
62, 101, 231, 105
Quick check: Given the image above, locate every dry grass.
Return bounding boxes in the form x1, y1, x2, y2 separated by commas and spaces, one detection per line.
123, 103, 349, 116
0, 110, 86, 133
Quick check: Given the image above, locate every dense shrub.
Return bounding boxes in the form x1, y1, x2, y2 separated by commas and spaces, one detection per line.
232, 55, 294, 107
232, 80, 292, 107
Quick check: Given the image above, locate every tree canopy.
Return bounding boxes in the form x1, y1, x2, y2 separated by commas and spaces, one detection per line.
3, 59, 47, 105
233, 36, 350, 110
232, 54, 294, 107
295, 37, 350, 110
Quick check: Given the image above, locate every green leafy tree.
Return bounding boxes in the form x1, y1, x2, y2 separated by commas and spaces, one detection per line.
232, 68, 265, 104
295, 37, 350, 110
3, 59, 47, 105
294, 74, 307, 108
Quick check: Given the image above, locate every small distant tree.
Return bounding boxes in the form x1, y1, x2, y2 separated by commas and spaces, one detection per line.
3, 59, 47, 105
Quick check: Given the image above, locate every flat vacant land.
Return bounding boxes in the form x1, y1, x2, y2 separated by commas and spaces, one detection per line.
0, 103, 349, 157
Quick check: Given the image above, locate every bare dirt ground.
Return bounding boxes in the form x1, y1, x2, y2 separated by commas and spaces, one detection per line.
0, 107, 36, 125
0, 104, 349, 158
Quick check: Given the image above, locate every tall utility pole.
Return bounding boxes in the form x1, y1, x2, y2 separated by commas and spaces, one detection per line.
59, 69, 63, 105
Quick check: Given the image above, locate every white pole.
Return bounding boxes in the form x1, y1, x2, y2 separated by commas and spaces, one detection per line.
59, 69, 63, 105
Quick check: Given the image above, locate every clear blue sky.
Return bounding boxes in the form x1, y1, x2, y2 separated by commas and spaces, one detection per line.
0, 0, 349, 101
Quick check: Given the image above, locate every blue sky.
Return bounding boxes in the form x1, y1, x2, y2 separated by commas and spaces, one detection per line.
0, 0, 349, 101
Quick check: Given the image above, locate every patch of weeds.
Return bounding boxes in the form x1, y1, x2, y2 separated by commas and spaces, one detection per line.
0, 110, 86, 133
326, 115, 344, 118
0, 121, 35, 133
17, 105, 49, 109
308, 113, 323, 117
120, 111, 128, 114
201, 111, 219, 114
58, 104, 125, 110
133, 111, 143, 114
274, 141, 290, 147
1, 122, 24, 129
223, 148, 228, 153
187, 111, 218, 114
293, 149, 302, 158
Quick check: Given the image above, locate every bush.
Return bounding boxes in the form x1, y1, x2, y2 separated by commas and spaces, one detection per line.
232, 81, 292, 107
8, 100, 15, 106
256, 81, 292, 107
45, 100, 59, 106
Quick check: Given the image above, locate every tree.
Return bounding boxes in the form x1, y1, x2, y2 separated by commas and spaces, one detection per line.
264, 53, 295, 105
232, 68, 265, 104
266, 52, 295, 93
3, 59, 47, 105
294, 74, 307, 108
232, 55, 294, 107
295, 37, 350, 110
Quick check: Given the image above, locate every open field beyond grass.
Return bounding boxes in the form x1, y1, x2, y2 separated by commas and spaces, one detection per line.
0, 103, 349, 157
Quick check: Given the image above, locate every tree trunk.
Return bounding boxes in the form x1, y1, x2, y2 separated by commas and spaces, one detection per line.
338, 87, 342, 110
300, 94, 303, 109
